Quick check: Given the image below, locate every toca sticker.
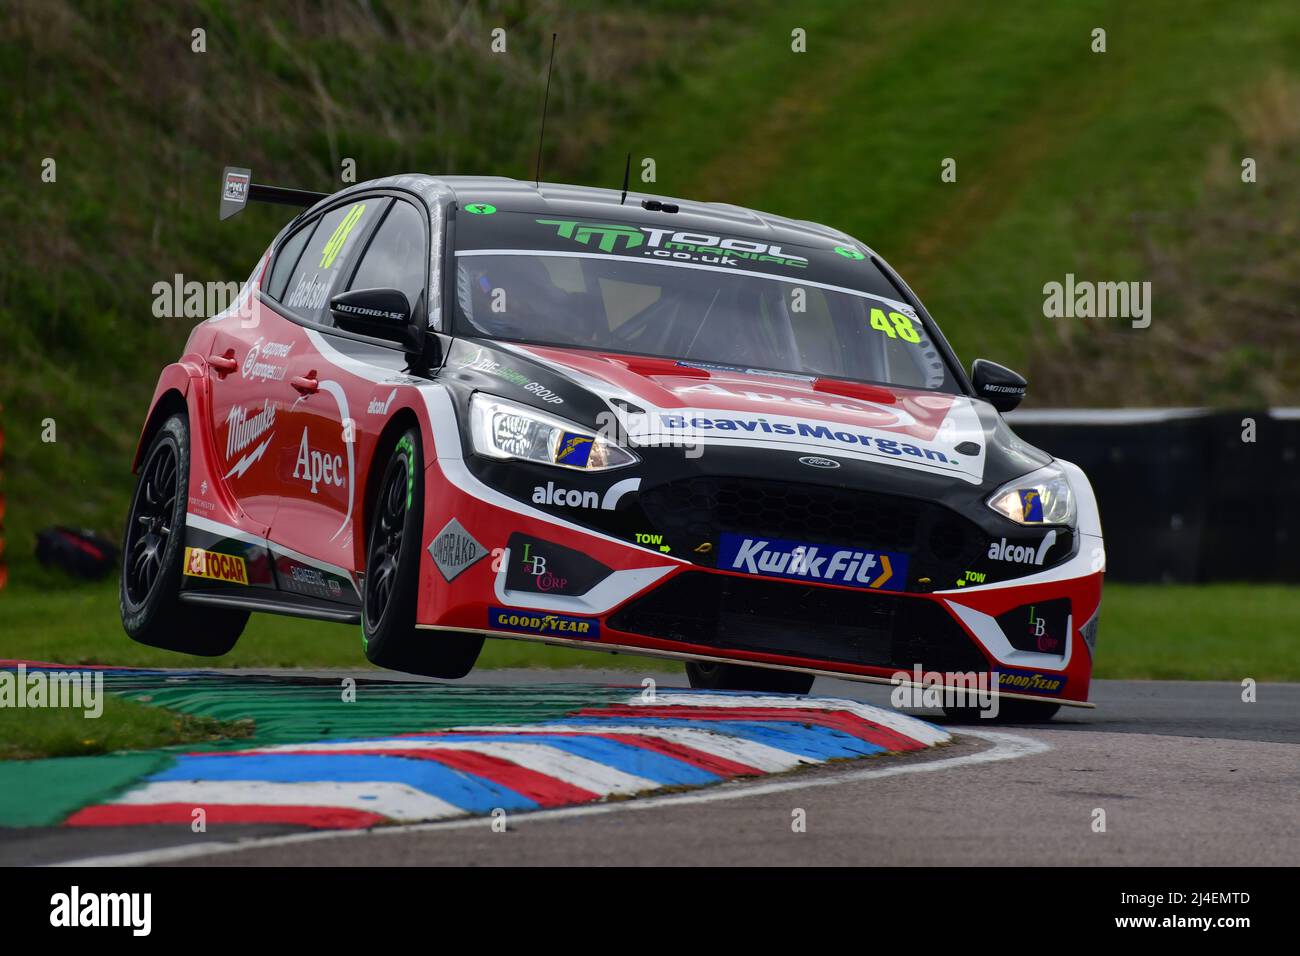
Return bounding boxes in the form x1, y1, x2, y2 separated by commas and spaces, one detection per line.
183, 547, 249, 585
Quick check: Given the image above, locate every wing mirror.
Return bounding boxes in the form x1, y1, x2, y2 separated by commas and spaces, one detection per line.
329, 288, 417, 348
970, 359, 1027, 413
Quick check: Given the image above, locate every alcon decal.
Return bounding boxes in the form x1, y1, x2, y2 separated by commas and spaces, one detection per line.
367, 389, 398, 415
532, 477, 640, 511
987, 530, 1057, 566
719, 533, 908, 591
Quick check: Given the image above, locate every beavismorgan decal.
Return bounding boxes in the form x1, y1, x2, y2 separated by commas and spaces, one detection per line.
489, 607, 600, 639
183, 547, 249, 585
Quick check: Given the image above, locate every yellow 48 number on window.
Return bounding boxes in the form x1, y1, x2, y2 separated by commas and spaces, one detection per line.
870, 307, 921, 343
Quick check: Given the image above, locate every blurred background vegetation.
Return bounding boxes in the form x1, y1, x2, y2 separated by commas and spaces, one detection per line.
0, 1, 1297, 676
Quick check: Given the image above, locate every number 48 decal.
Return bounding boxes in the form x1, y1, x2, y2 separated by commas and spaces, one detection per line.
870, 307, 921, 344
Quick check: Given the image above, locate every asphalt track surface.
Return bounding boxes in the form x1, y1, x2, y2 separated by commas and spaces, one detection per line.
4, 672, 1296, 867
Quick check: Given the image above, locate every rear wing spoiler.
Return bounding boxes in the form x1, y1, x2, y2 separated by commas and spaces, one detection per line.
219, 166, 328, 220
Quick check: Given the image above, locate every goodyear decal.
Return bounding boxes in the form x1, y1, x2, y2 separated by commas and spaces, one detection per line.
489, 607, 600, 640
719, 533, 908, 591
996, 668, 1067, 696
183, 547, 249, 585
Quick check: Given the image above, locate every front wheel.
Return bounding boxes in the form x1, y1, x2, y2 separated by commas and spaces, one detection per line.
685, 660, 814, 695
361, 429, 483, 678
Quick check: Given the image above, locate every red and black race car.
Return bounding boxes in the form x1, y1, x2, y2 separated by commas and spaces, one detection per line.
120, 168, 1103, 719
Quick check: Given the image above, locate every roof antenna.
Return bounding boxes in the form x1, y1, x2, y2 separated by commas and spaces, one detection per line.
534, 33, 557, 188
619, 152, 631, 205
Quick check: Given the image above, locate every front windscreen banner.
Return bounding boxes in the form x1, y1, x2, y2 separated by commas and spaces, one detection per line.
452, 208, 902, 294
451, 209, 956, 394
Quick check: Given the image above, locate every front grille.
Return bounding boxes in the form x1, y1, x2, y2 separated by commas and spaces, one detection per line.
607, 571, 990, 674
639, 476, 988, 588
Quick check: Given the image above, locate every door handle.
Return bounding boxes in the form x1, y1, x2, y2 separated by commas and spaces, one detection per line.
291, 373, 319, 395
207, 353, 239, 375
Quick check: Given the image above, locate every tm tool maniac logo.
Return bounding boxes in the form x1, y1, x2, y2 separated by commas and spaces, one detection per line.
537, 218, 809, 269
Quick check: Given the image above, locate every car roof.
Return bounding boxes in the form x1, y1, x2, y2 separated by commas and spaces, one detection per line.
342, 173, 873, 256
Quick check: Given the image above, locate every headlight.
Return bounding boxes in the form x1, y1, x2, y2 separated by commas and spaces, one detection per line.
987, 464, 1076, 526
469, 394, 638, 471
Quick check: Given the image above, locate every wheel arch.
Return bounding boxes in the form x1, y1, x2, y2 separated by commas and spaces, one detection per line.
358, 407, 424, 565
130, 381, 192, 473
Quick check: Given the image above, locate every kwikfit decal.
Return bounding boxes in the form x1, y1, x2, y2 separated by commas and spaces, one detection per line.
719, 533, 908, 591
987, 530, 1057, 566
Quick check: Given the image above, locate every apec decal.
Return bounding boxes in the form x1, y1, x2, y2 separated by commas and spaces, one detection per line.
488, 607, 600, 639
183, 547, 249, 585
719, 533, 908, 591
428, 517, 488, 582
292, 427, 346, 495
223, 399, 276, 479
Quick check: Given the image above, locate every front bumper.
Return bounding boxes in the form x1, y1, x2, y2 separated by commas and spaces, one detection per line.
415, 457, 1103, 707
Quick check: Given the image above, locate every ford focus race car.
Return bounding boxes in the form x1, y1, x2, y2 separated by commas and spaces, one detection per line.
120, 168, 1103, 720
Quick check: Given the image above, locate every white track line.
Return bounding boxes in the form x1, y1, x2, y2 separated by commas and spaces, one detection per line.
54, 730, 1048, 868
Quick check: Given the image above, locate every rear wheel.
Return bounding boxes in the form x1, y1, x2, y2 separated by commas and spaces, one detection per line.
943, 699, 1061, 723
362, 428, 483, 678
685, 660, 814, 695
120, 413, 248, 655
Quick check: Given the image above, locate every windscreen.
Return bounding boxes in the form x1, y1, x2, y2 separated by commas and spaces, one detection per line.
452, 210, 956, 392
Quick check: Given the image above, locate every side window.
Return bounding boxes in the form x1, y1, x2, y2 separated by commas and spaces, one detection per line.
281, 198, 387, 323
266, 220, 317, 302
347, 200, 428, 320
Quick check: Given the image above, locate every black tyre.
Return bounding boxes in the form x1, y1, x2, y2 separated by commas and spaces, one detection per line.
685, 660, 814, 695
362, 428, 483, 678
120, 413, 248, 655
942, 698, 1061, 724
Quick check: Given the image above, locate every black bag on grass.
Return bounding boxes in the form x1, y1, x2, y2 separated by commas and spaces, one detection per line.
35, 526, 118, 580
